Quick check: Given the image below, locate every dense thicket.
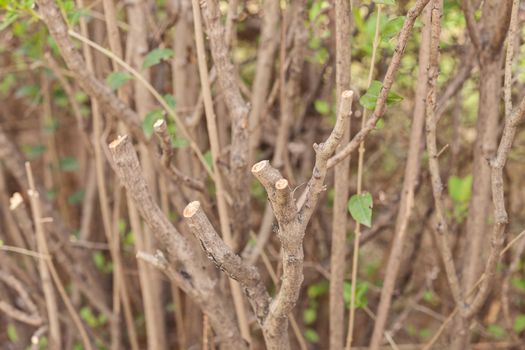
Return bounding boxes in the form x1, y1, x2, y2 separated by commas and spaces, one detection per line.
1, 0, 525, 349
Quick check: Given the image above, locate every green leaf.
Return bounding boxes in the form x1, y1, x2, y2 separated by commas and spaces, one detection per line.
22, 144, 46, 160
203, 150, 214, 171
343, 281, 369, 308
448, 175, 472, 203
511, 277, 525, 292
143, 48, 174, 69
359, 80, 403, 110
487, 324, 506, 339
303, 308, 317, 325
7, 323, 18, 342
106, 71, 133, 91
163, 94, 177, 109
514, 315, 525, 333
348, 192, 373, 227
314, 99, 330, 115
304, 329, 320, 343
0, 239, 3, 247
383, 16, 405, 40
143, 109, 165, 139
59, 156, 79, 172
374, 0, 396, 5
67, 190, 85, 205
307, 281, 329, 299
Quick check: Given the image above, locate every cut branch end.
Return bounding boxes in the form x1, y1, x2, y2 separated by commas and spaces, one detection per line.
183, 201, 201, 218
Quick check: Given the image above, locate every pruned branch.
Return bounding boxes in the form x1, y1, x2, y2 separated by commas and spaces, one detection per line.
108, 135, 248, 349
183, 201, 270, 325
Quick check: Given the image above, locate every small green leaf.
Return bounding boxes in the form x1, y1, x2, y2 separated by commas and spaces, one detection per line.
163, 94, 177, 109
304, 329, 320, 343
143, 109, 165, 139
307, 281, 329, 299
511, 277, 525, 292
374, 0, 396, 5
448, 175, 472, 203
22, 144, 46, 160
383, 16, 405, 40
343, 281, 369, 308
45, 119, 59, 134
314, 99, 330, 115
0, 239, 4, 247
59, 156, 79, 172
7, 323, 18, 342
203, 150, 214, 171
348, 192, 373, 227
106, 71, 133, 91
303, 308, 317, 325
375, 118, 385, 130
143, 48, 174, 69
67, 190, 85, 205
360, 80, 403, 110
487, 324, 506, 339
514, 315, 525, 333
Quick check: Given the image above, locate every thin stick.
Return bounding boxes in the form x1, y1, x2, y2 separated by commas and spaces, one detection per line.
330, 0, 352, 346
25, 162, 61, 348
348, 4, 381, 349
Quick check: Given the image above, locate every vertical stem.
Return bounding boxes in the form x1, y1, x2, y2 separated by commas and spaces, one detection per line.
25, 163, 61, 349
346, 5, 382, 349
330, 0, 352, 347
369, 4, 432, 349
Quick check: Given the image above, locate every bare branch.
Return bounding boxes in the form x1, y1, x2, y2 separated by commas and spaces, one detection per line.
459, 0, 481, 52
299, 90, 353, 225
183, 201, 270, 325
108, 135, 248, 349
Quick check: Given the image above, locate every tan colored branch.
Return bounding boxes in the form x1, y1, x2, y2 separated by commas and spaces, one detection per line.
199, 0, 251, 246
108, 135, 248, 349
368, 4, 432, 348
299, 90, 353, 225
459, 0, 481, 51
424, 0, 465, 310
464, 94, 525, 319
25, 163, 61, 348
183, 201, 270, 325
154, 119, 205, 192
0, 270, 43, 326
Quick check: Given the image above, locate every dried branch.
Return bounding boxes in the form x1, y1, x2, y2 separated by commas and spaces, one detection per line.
464, 94, 525, 319
183, 201, 270, 325
190, 0, 252, 339
25, 162, 61, 348
459, 0, 481, 52
368, 5, 432, 348
108, 135, 248, 349
326, 0, 432, 169
299, 90, 353, 225
199, 0, 251, 245
330, 0, 352, 344
0, 270, 43, 326
0, 126, 111, 317
424, 0, 465, 309
248, 0, 280, 159
154, 119, 205, 192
